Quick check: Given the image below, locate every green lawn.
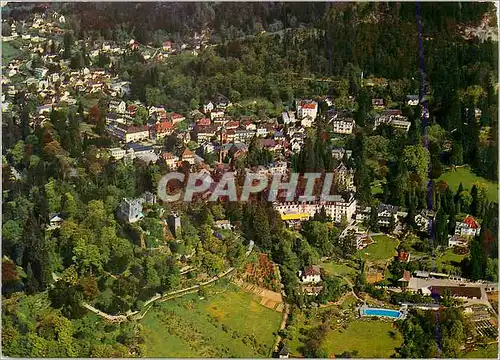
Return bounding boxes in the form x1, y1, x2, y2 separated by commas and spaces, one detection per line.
321, 262, 357, 277
438, 167, 498, 202
319, 320, 403, 358
357, 235, 399, 261
438, 248, 467, 265
461, 344, 498, 358
142, 283, 282, 357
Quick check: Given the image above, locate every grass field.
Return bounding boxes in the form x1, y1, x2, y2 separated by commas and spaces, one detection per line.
461, 344, 498, 358
438, 167, 498, 202
321, 262, 357, 277
288, 310, 402, 359
438, 248, 467, 265
319, 320, 403, 358
142, 282, 282, 357
357, 235, 399, 261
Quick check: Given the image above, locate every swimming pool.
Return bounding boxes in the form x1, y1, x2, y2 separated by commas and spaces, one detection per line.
361, 307, 402, 319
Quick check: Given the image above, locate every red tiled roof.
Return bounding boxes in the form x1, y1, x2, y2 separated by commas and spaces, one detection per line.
127, 125, 149, 133
161, 152, 177, 160
300, 102, 317, 109
398, 251, 410, 262
197, 117, 211, 125
463, 215, 479, 229
182, 148, 194, 158
155, 121, 173, 133
303, 265, 321, 277
171, 112, 184, 119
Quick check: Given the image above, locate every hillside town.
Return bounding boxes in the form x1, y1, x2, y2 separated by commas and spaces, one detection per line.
2, 2, 498, 359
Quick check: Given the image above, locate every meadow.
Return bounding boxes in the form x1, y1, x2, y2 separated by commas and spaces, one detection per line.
287, 309, 402, 358
319, 320, 403, 358
438, 166, 498, 202
357, 235, 399, 261
142, 282, 282, 357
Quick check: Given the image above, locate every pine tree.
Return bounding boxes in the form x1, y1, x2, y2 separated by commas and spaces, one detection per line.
25, 262, 40, 294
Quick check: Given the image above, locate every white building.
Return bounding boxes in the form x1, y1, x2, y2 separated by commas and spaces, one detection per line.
406, 95, 419, 106
374, 110, 411, 132
296, 100, 318, 121
203, 101, 214, 114
332, 117, 355, 134
301, 116, 314, 128
299, 265, 322, 284
282, 111, 297, 125
161, 152, 180, 169
109, 147, 126, 160
210, 110, 225, 121
274, 193, 357, 224
109, 100, 126, 114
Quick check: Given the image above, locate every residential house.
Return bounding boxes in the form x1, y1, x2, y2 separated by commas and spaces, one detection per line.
109, 147, 127, 160
397, 251, 410, 263
278, 345, 290, 359
256, 126, 269, 137
215, 220, 232, 230
234, 129, 256, 143
372, 98, 385, 108
47, 213, 64, 230
299, 265, 322, 284
202, 142, 216, 155
225, 120, 240, 130
355, 206, 371, 223
109, 99, 126, 114
106, 124, 150, 142
274, 130, 286, 141
241, 120, 257, 131
203, 101, 214, 114
374, 110, 411, 132
282, 111, 297, 125
296, 100, 318, 121
377, 204, 398, 227
197, 117, 211, 127
213, 93, 231, 110
210, 110, 225, 121
268, 161, 288, 175
303, 285, 324, 296
334, 162, 355, 191
301, 116, 314, 128
197, 126, 217, 143
406, 95, 420, 106
260, 139, 282, 153
332, 117, 355, 134
414, 210, 435, 232
161, 152, 179, 169
152, 121, 174, 139
331, 147, 353, 161
170, 112, 185, 125
455, 215, 481, 237
181, 148, 196, 165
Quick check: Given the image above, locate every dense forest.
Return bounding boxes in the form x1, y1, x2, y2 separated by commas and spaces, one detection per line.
2, 1, 498, 357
